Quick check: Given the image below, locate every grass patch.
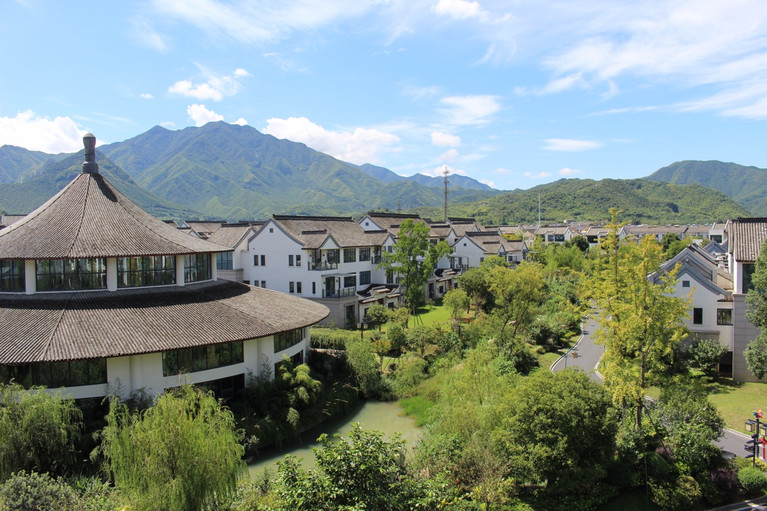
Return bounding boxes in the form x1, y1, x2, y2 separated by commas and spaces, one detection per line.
704, 379, 767, 431
409, 302, 452, 328
399, 394, 436, 427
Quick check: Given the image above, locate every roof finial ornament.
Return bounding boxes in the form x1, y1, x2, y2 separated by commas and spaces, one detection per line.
82, 133, 99, 174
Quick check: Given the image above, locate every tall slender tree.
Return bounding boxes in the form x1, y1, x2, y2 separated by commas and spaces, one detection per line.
745, 240, 767, 379
589, 209, 689, 429
379, 219, 451, 316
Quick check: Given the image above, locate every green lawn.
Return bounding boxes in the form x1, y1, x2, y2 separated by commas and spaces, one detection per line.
705, 379, 767, 432
647, 379, 767, 431
408, 302, 453, 328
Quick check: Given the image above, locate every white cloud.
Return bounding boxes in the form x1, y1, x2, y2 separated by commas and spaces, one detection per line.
148, 0, 376, 44
524, 171, 551, 179
187, 104, 224, 126
233, 118, 248, 126
559, 167, 580, 176
431, 131, 461, 147
440, 95, 501, 125
264, 116, 400, 164
421, 165, 467, 178
542, 138, 603, 152
439, 148, 460, 161
130, 18, 169, 52
432, 0, 482, 20
139, 93, 154, 100
494, 168, 511, 174
169, 68, 251, 102
0, 111, 86, 153
479, 178, 496, 188
536, 0, 767, 117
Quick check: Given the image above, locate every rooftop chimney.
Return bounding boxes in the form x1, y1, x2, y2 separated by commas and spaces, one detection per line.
82, 133, 99, 174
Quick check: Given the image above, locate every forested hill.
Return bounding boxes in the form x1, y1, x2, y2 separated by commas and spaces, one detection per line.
96, 122, 499, 219
414, 178, 751, 225
645, 160, 767, 216
0, 150, 201, 218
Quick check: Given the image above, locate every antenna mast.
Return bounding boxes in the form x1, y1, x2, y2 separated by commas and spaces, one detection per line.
443, 165, 449, 222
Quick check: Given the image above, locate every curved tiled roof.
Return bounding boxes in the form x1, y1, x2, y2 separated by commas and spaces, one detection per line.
0, 280, 329, 364
0, 172, 230, 259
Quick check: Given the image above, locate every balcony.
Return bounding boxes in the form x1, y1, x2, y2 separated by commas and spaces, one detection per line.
322, 287, 357, 299
309, 261, 339, 271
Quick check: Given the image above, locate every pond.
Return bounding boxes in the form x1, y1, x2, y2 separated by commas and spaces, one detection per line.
247, 400, 422, 478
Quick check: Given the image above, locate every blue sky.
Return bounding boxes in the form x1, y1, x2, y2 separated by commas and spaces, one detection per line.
2, 0, 767, 190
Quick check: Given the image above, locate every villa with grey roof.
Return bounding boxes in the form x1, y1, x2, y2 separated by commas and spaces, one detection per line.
0, 135, 328, 401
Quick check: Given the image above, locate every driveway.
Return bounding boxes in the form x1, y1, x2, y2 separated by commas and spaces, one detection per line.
550, 313, 745, 457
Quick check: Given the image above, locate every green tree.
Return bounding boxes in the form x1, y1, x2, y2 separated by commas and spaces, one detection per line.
364, 303, 390, 331
99, 386, 245, 511
345, 339, 381, 397
745, 240, 767, 380
589, 209, 689, 429
0, 384, 82, 480
652, 381, 723, 476
379, 219, 452, 316
494, 369, 617, 505
270, 424, 426, 510
686, 338, 728, 378
443, 288, 470, 321
405, 324, 444, 358
488, 261, 546, 340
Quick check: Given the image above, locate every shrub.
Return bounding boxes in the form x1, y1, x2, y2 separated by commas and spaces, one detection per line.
650, 475, 702, 511
389, 356, 428, 398
738, 465, 767, 494
0, 471, 79, 511
386, 323, 407, 353
310, 327, 357, 349
0, 384, 83, 480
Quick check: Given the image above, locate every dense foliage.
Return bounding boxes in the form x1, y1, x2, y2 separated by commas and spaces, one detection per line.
0, 383, 82, 480
99, 386, 245, 511
746, 240, 767, 380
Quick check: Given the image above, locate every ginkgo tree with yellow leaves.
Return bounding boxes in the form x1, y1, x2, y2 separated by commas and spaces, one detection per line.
588, 209, 690, 430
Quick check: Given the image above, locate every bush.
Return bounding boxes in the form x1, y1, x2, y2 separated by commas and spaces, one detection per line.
650, 475, 702, 511
0, 471, 79, 511
386, 323, 407, 354
389, 356, 428, 398
738, 465, 767, 494
0, 384, 83, 480
310, 327, 357, 349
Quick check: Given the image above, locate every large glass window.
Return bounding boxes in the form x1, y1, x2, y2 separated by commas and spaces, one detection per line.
343, 275, 356, 288
274, 328, 305, 353
0, 358, 106, 388
118, 256, 176, 288
184, 253, 211, 283
359, 270, 371, 286
36, 258, 106, 291
216, 252, 233, 270
717, 308, 733, 326
162, 341, 243, 376
359, 248, 371, 262
0, 260, 24, 292
693, 307, 703, 325
343, 248, 356, 263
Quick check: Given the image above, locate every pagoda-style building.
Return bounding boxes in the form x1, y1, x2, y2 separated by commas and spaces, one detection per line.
0, 134, 328, 400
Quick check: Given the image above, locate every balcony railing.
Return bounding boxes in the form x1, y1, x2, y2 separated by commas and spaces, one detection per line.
309, 261, 339, 271
322, 287, 357, 299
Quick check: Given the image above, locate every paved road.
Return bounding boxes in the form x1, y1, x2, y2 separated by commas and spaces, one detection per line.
550, 314, 746, 458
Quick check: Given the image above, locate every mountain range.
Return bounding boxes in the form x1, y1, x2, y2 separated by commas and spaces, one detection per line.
0, 122, 761, 224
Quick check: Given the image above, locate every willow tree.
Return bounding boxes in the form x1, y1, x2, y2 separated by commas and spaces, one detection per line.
589, 210, 689, 429
99, 386, 245, 511
379, 219, 451, 316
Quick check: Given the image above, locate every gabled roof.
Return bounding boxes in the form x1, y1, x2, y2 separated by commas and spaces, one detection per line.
206, 223, 256, 250
0, 172, 230, 259
271, 215, 389, 249
728, 218, 767, 263
0, 280, 329, 364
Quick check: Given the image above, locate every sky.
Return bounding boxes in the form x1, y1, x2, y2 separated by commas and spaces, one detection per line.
2, 0, 767, 191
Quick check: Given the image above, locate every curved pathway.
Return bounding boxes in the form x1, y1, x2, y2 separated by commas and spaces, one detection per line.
550, 314, 746, 458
